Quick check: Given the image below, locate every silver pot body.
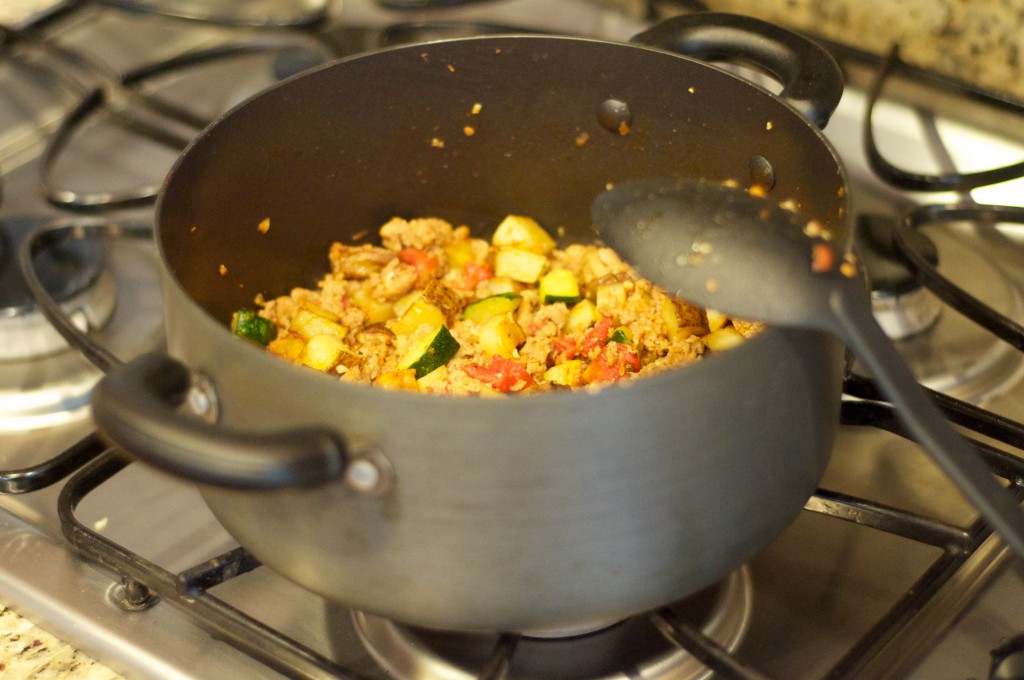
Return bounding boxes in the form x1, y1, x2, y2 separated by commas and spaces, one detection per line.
105, 28, 850, 632
168, 291, 842, 632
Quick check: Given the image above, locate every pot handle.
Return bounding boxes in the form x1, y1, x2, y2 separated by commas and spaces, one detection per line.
632, 12, 843, 128
90, 352, 348, 490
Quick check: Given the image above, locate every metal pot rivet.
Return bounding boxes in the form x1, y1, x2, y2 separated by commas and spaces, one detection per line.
597, 99, 632, 135
184, 373, 219, 424
345, 451, 395, 495
749, 154, 776, 190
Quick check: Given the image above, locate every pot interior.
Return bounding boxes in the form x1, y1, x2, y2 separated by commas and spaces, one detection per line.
157, 34, 847, 324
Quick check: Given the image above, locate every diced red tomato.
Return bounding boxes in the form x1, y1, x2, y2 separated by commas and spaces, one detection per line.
552, 336, 578, 363
398, 248, 440, 287
580, 316, 615, 354
461, 261, 493, 290
582, 343, 641, 384
464, 355, 537, 393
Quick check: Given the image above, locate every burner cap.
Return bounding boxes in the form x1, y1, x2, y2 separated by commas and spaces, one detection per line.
354, 568, 752, 680
858, 214, 942, 340
0, 217, 116, 361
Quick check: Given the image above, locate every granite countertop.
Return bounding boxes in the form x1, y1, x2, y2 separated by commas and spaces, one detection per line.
0, 606, 122, 679
704, 0, 1024, 102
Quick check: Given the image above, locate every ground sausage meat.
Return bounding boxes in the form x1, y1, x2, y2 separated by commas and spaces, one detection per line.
244, 215, 759, 395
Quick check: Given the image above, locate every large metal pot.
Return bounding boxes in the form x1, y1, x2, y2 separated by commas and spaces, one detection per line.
91, 13, 850, 633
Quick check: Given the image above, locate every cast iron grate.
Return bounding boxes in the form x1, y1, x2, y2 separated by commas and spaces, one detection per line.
57, 448, 367, 680
862, 46, 1024, 194
0, 0, 333, 211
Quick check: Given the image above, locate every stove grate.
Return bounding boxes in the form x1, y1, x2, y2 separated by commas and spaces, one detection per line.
863, 46, 1024, 194
17, 394, 1016, 680
57, 448, 369, 680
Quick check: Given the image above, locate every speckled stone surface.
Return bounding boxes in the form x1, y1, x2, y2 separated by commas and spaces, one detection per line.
704, 0, 1024, 101
0, 607, 122, 679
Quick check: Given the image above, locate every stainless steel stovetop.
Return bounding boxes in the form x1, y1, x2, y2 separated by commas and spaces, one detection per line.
1, 2, 1023, 679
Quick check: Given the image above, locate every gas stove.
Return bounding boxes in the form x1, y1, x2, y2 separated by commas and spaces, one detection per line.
1, 2, 1024, 679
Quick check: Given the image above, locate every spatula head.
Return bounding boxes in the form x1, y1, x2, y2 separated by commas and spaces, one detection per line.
592, 177, 854, 332
597, 178, 1024, 564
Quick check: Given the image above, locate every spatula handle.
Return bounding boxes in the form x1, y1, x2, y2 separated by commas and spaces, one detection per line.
830, 281, 1024, 561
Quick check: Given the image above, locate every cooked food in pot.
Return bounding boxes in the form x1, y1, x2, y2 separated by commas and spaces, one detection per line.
231, 215, 762, 395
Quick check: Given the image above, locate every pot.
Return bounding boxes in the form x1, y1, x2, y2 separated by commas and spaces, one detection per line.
91, 13, 850, 633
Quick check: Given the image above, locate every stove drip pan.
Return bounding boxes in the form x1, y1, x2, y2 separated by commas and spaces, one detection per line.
353, 567, 752, 680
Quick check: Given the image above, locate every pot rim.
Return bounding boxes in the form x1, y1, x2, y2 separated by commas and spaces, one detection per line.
153, 31, 852, 409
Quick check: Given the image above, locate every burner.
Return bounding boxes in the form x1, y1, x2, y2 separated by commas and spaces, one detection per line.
0, 216, 116, 361
0, 218, 162, 431
856, 215, 1024, 404
0, 216, 116, 431
353, 568, 752, 680
902, 236, 1024, 403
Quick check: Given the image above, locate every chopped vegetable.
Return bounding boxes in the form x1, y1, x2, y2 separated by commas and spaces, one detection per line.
493, 247, 547, 283
391, 296, 446, 336
465, 355, 537, 392
608, 326, 633, 344
582, 343, 640, 384
460, 261, 493, 290
417, 365, 450, 392
290, 304, 347, 341
268, 334, 305, 361
551, 336, 578, 363
538, 268, 581, 305
350, 287, 396, 324
581, 316, 616, 354
231, 309, 277, 345
463, 293, 522, 324
543, 359, 584, 387
375, 368, 418, 390
660, 298, 707, 342
491, 214, 556, 255
565, 299, 601, 334
392, 290, 422, 318
706, 308, 729, 332
246, 212, 760, 394
299, 334, 357, 371
398, 247, 440, 287
477, 313, 526, 358
702, 326, 745, 351
445, 240, 476, 269
475, 276, 519, 297
398, 325, 461, 379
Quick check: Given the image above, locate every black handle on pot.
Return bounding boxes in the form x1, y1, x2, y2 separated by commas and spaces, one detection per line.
632, 12, 843, 128
90, 352, 348, 490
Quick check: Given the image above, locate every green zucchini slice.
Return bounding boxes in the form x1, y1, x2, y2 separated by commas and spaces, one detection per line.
462, 293, 522, 324
231, 309, 277, 346
538, 268, 581, 305
398, 326, 461, 379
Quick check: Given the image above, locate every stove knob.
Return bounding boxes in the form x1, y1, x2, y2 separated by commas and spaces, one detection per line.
857, 214, 942, 340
